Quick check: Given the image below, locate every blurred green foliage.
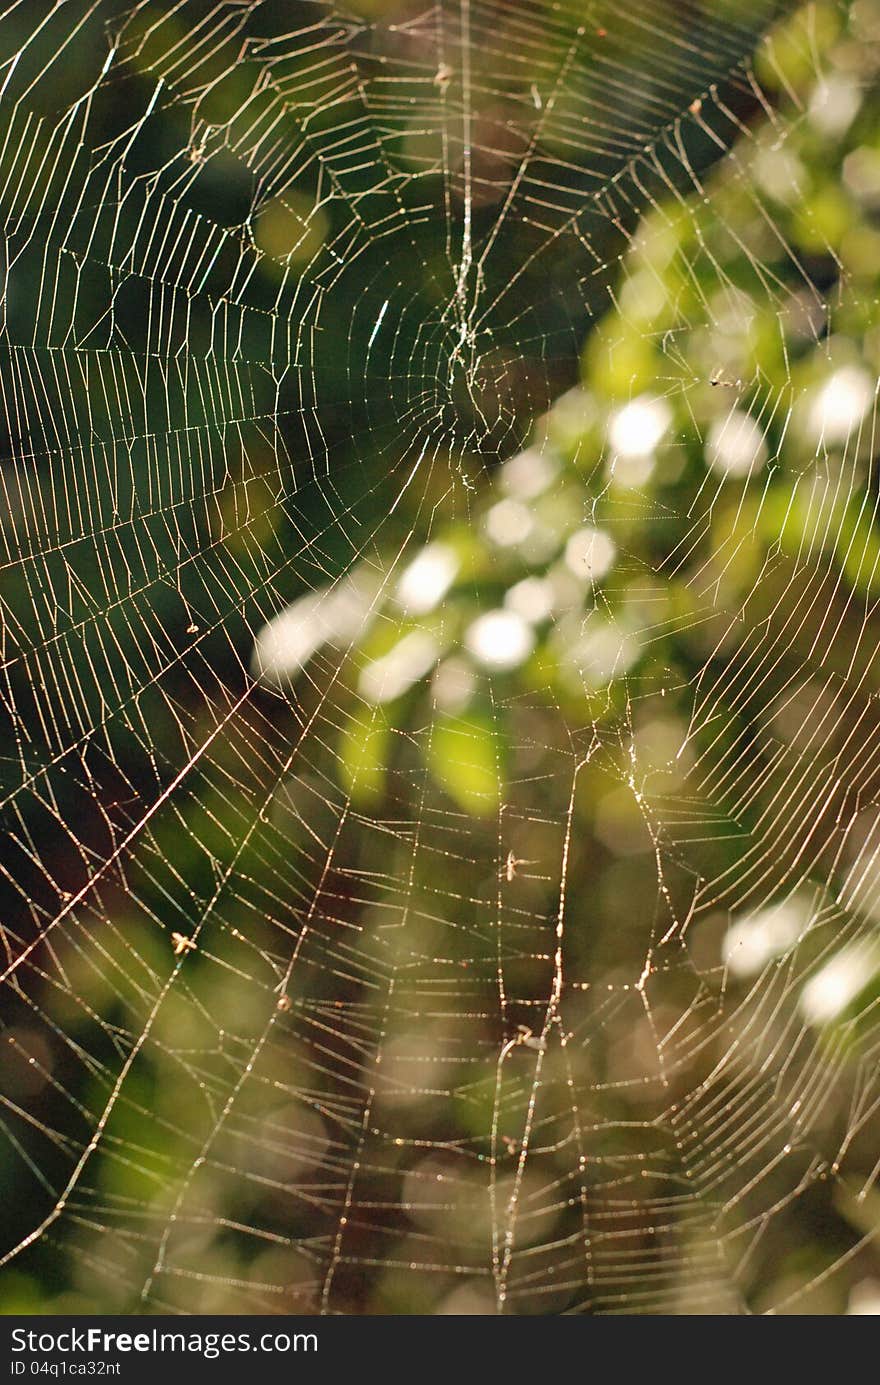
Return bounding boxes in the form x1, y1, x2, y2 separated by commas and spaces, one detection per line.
4, 0, 880, 1317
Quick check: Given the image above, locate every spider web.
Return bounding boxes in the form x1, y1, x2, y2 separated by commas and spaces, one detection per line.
1, 0, 880, 1316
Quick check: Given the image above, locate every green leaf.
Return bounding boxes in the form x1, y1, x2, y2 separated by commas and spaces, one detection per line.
339, 704, 390, 805
429, 712, 500, 815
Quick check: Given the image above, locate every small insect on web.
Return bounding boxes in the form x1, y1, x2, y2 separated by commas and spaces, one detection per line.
709, 368, 744, 390
501, 850, 537, 882
170, 933, 197, 957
